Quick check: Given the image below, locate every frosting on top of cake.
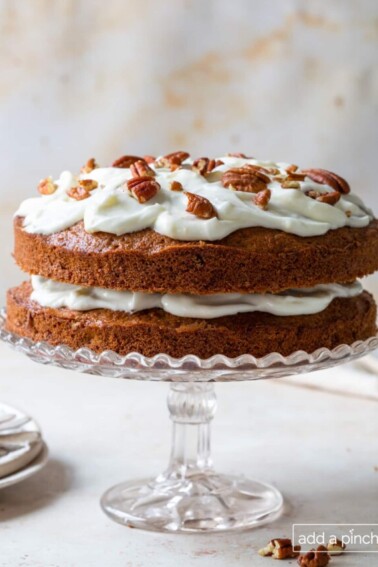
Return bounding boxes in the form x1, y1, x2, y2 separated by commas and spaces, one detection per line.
17, 155, 373, 241
31, 276, 362, 319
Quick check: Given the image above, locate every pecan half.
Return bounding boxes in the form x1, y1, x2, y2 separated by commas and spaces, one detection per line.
67, 186, 90, 200
38, 177, 57, 195
222, 166, 270, 193
81, 158, 98, 173
227, 152, 252, 158
297, 546, 330, 567
244, 164, 271, 175
254, 188, 271, 210
127, 176, 160, 203
185, 192, 217, 219
306, 190, 341, 205
158, 151, 190, 169
192, 157, 223, 176
78, 179, 98, 191
302, 168, 350, 194
112, 155, 145, 168
169, 180, 183, 191
130, 160, 155, 178
259, 538, 301, 560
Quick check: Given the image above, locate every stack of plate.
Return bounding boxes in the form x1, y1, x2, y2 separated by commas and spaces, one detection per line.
0, 403, 48, 489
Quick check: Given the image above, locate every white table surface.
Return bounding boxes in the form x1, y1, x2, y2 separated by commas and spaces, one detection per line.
0, 340, 377, 567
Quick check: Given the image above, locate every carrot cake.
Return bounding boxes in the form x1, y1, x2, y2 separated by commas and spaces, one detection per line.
6, 151, 378, 357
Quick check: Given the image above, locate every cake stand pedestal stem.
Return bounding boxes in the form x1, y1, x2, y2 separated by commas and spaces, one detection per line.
164, 382, 216, 480
101, 378, 283, 533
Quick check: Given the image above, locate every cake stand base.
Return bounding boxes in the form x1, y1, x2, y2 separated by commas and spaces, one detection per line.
101, 474, 283, 533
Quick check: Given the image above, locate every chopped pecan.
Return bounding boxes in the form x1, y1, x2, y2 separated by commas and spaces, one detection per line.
130, 160, 155, 178
222, 166, 270, 193
78, 179, 98, 191
38, 177, 57, 195
227, 152, 252, 158
293, 545, 302, 558
67, 186, 90, 200
306, 190, 341, 205
127, 176, 160, 203
192, 157, 223, 176
281, 179, 301, 189
81, 158, 98, 173
286, 164, 298, 173
306, 190, 321, 199
143, 155, 156, 164
317, 191, 341, 205
185, 192, 217, 219
169, 180, 183, 191
302, 168, 350, 194
272, 539, 295, 560
258, 541, 275, 557
112, 155, 145, 168
276, 171, 305, 184
254, 188, 271, 210
259, 538, 301, 559
287, 172, 306, 181
157, 151, 190, 169
298, 546, 330, 567
326, 538, 346, 555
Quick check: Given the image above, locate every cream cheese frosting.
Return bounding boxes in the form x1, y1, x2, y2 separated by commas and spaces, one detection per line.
16, 156, 373, 241
30, 276, 363, 319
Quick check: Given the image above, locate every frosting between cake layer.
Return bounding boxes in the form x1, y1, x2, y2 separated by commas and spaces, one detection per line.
16, 156, 373, 241
30, 276, 363, 319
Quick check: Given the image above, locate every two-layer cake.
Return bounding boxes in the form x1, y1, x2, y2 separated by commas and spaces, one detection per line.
6, 152, 378, 358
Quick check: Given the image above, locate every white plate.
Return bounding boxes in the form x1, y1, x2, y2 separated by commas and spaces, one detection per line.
0, 443, 49, 490
0, 403, 44, 478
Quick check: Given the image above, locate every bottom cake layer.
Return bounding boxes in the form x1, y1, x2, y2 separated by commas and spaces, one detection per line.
6, 282, 377, 358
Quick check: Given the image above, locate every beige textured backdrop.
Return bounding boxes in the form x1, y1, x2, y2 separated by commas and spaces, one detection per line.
1, 0, 377, 200
0, 0, 377, 293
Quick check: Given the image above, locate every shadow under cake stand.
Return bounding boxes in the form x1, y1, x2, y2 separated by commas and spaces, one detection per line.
1, 309, 377, 534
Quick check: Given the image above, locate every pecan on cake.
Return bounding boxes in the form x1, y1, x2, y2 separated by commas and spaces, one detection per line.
7, 152, 378, 357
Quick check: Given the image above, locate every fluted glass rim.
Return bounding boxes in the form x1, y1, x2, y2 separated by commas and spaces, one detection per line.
1, 308, 377, 380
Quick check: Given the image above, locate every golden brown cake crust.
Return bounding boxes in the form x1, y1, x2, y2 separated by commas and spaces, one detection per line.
6, 283, 377, 359
14, 217, 378, 294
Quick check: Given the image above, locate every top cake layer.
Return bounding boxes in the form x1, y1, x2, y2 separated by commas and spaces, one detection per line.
13, 152, 378, 294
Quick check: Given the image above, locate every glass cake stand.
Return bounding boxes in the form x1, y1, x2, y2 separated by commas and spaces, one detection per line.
1, 309, 377, 533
